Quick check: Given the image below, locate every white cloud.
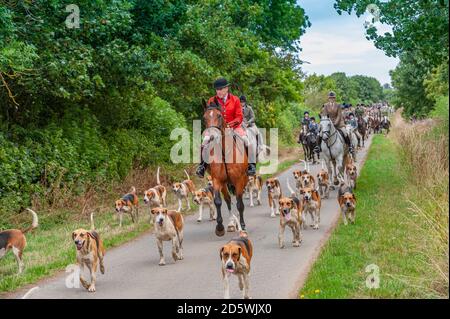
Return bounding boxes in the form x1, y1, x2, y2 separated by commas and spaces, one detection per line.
298, 18, 399, 84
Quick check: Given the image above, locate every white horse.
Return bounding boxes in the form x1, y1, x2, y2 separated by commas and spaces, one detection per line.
318, 116, 349, 188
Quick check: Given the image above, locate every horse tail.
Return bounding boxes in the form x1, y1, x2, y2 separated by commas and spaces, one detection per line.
227, 183, 236, 196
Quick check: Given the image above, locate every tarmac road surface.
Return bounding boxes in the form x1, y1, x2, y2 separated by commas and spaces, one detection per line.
13, 136, 372, 299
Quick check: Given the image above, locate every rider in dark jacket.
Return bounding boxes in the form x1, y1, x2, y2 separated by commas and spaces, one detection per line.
301, 111, 311, 127
308, 117, 319, 135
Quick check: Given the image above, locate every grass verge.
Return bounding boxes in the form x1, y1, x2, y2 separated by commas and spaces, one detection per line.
299, 133, 447, 298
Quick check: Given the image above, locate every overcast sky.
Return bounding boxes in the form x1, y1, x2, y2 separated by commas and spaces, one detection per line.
298, 0, 399, 85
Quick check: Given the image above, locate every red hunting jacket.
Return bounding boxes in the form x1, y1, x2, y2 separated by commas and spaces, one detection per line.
208, 93, 244, 131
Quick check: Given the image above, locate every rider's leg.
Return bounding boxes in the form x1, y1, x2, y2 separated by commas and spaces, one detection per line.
340, 127, 353, 153
244, 136, 256, 176
314, 135, 322, 153
238, 128, 256, 176
196, 136, 211, 178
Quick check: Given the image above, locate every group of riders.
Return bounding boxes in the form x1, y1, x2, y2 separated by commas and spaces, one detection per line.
195, 77, 392, 179
299, 91, 392, 161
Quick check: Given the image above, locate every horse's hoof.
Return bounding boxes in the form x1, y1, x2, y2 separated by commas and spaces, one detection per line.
227, 225, 236, 232
334, 180, 339, 186
215, 224, 225, 237
329, 185, 335, 190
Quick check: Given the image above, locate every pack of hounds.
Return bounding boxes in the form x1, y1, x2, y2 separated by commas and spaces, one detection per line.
1, 158, 359, 298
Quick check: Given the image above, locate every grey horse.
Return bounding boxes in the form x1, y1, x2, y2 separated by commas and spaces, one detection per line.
318, 115, 349, 189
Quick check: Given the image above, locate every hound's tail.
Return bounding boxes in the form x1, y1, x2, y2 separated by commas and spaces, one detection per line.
90, 212, 95, 230
257, 175, 263, 186
286, 178, 296, 197
300, 159, 310, 173
184, 169, 190, 180
21, 208, 38, 234
130, 186, 136, 194
156, 166, 161, 185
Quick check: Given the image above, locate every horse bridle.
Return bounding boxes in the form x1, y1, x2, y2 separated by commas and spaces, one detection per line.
204, 104, 224, 132
320, 118, 337, 146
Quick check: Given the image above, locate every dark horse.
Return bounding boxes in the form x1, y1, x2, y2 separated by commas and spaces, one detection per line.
202, 99, 249, 236
298, 125, 319, 164
356, 115, 367, 147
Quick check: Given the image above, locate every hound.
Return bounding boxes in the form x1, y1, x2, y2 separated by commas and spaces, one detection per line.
0, 208, 38, 274
143, 167, 167, 210
114, 186, 139, 227
294, 160, 315, 190
206, 174, 213, 187
317, 160, 331, 199
300, 171, 316, 189
220, 231, 253, 299
151, 207, 184, 265
345, 159, 358, 190
338, 182, 357, 225
300, 187, 321, 230
265, 177, 282, 218
193, 184, 216, 222
172, 170, 196, 212
72, 213, 106, 292
278, 179, 304, 248
292, 169, 307, 193
246, 175, 262, 207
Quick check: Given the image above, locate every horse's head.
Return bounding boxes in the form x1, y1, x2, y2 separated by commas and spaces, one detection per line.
202, 98, 224, 141
319, 116, 332, 141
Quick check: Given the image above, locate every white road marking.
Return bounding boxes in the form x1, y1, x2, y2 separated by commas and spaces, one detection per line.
21, 286, 39, 299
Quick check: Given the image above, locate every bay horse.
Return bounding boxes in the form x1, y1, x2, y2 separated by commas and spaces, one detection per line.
318, 115, 350, 188
201, 99, 249, 236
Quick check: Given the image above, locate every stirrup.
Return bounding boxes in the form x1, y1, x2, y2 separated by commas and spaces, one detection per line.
246, 163, 256, 176
196, 163, 207, 178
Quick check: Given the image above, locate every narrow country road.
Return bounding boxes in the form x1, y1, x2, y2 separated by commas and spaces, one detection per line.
12, 137, 372, 299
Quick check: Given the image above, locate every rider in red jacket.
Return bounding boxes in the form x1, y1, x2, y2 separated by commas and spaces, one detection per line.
196, 78, 256, 177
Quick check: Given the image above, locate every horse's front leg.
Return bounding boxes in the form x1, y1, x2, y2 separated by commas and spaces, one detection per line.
222, 187, 236, 232
327, 160, 336, 190
336, 155, 345, 184
235, 183, 246, 231
214, 190, 225, 237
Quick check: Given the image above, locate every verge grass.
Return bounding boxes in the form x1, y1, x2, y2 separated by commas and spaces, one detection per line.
300, 106, 448, 299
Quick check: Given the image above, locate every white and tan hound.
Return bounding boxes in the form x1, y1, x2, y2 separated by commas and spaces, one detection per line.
220, 231, 253, 299
265, 177, 282, 218
172, 170, 196, 212
151, 207, 184, 266
0, 208, 38, 274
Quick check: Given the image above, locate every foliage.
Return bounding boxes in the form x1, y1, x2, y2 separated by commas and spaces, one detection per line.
303, 72, 384, 112
334, 0, 449, 116
0, 0, 310, 211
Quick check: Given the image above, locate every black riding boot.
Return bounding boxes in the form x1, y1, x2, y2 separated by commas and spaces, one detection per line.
196, 160, 208, 178
196, 146, 208, 178
247, 163, 256, 176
